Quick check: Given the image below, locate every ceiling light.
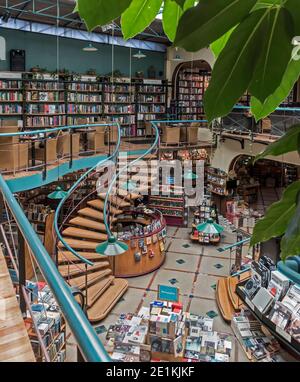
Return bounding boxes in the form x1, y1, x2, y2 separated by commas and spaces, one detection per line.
133, 50, 146, 59
172, 53, 183, 62
83, 43, 98, 52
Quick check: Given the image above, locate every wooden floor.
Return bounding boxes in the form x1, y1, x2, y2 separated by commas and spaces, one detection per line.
0, 249, 35, 362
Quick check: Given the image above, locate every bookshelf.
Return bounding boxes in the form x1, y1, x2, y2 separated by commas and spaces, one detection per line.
148, 194, 187, 227
176, 67, 210, 120
102, 77, 136, 137
0, 73, 171, 137
135, 79, 169, 137
0, 75, 24, 117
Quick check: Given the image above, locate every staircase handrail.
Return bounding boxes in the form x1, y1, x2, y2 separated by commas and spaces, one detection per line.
53, 123, 122, 266
0, 174, 111, 362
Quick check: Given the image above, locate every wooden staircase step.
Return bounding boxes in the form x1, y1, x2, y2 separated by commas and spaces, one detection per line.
68, 269, 112, 290
69, 217, 106, 232
58, 251, 108, 264
87, 278, 128, 323
86, 276, 115, 308
62, 227, 107, 241
58, 238, 101, 250
59, 261, 110, 279
216, 278, 235, 323
78, 207, 104, 221
98, 194, 131, 208
87, 199, 123, 215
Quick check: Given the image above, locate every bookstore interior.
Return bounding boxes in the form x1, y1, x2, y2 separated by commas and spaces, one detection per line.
0, 0, 300, 365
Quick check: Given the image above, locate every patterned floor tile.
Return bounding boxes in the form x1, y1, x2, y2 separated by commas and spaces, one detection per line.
111, 288, 145, 315
151, 269, 194, 295
200, 256, 230, 276
193, 274, 221, 299
162, 252, 199, 272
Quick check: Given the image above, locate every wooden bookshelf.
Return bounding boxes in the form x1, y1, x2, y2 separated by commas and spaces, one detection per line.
0, 73, 171, 137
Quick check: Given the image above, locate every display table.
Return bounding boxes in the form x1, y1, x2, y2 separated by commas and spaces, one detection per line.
113, 209, 167, 278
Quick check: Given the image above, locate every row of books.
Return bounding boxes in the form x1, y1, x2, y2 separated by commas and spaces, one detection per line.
137, 113, 160, 121
0, 80, 22, 89
27, 104, 65, 114
242, 257, 300, 344
138, 85, 165, 93
26, 82, 64, 91
0, 104, 22, 113
104, 104, 134, 114
67, 83, 101, 92
107, 115, 135, 125
179, 88, 204, 95
103, 94, 134, 103
178, 95, 203, 101
0, 91, 23, 101
179, 107, 203, 114
138, 105, 165, 113
179, 80, 206, 88
25, 203, 53, 223
139, 95, 165, 103
68, 94, 102, 102
26, 91, 64, 102
26, 282, 66, 362
67, 104, 101, 114
103, 84, 133, 93
232, 309, 283, 362
26, 115, 66, 127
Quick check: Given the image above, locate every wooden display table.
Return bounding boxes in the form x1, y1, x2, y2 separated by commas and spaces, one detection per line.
113, 209, 167, 278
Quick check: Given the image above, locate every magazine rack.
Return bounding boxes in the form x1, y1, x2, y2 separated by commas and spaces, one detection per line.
236, 280, 300, 357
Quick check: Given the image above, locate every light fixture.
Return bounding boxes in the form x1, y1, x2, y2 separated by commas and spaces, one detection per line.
133, 50, 146, 59
184, 170, 198, 180
83, 43, 98, 52
121, 180, 137, 191
172, 47, 183, 62
48, 186, 68, 200
96, 236, 129, 256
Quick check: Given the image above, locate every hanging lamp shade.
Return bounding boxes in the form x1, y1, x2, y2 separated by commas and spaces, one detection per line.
133, 50, 146, 59
96, 236, 128, 256
48, 186, 68, 200
184, 170, 198, 180
121, 180, 137, 191
196, 219, 224, 234
83, 43, 98, 52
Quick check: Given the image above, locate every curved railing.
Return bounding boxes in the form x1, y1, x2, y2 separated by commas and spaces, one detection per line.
0, 173, 111, 362
53, 123, 122, 266
102, 121, 160, 240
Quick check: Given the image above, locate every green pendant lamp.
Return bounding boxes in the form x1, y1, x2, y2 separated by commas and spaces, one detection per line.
121, 179, 137, 192
96, 236, 128, 256
196, 218, 224, 234
48, 186, 68, 200
184, 169, 198, 180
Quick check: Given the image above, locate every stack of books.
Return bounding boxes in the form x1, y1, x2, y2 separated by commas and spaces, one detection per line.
232, 309, 281, 361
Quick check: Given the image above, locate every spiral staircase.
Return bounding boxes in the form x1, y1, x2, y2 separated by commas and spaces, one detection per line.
53, 123, 159, 322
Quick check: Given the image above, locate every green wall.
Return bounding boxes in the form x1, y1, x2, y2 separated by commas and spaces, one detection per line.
0, 29, 166, 78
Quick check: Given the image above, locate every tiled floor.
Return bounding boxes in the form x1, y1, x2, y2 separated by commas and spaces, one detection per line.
67, 220, 296, 362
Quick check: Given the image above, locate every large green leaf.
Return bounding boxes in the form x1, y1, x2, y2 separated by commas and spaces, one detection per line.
285, 0, 300, 34
204, 8, 268, 122
77, 0, 132, 30
254, 125, 300, 162
251, 59, 300, 121
174, 0, 257, 52
281, 192, 300, 261
121, 0, 163, 40
248, 7, 294, 103
171, 0, 186, 8
163, 0, 195, 42
210, 27, 235, 58
251, 181, 300, 246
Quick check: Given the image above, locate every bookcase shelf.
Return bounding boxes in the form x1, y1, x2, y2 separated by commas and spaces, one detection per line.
0, 73, 172, 137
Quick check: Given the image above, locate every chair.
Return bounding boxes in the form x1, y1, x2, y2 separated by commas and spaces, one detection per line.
35, 136, 58, 164
57, 131, 80, 158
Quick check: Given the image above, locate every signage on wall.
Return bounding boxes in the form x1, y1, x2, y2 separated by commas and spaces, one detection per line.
157, 284, 179, 303
0, 36, 6, 61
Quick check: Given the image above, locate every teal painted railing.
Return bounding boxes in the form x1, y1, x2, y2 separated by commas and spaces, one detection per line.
102, 121, 160, 238
53, 123, 122, 266
0, 174, 111, 362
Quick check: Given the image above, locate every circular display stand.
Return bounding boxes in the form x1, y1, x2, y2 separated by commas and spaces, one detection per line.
113, 209, 167, 278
